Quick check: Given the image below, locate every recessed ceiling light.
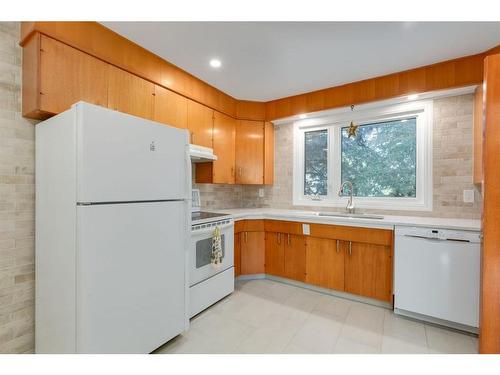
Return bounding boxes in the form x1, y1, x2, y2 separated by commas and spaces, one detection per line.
408, 94, 419, 100
209, 59, 221, 68
299, 114, 307, 119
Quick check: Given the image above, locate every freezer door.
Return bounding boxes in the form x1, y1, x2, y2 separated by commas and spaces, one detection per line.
76, 103, 189, 202
76, 201, 187, 353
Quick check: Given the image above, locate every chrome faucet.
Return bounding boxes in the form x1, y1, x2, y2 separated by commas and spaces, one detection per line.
338, 181, 355, 213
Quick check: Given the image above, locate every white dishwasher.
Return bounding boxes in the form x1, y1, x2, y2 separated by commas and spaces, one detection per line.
394, 226, 481, 333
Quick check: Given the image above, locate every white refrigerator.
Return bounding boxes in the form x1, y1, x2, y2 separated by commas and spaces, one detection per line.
35, 102, 190, 353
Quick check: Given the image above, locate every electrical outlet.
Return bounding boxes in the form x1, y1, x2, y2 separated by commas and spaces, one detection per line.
258, 188, 265, 198
463, 189, 475, 203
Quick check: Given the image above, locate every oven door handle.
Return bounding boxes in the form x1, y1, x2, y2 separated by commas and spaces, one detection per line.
192, 222, 234, 235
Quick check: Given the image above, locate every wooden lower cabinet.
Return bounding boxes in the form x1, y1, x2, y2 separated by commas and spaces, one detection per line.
234, 233, 241, 277
265, 232, 285, 277
236, 220, 393, 304
344, 241, 393, 302
284, 234, 306, 282
305, 237, 345, 291
240, 231, 265, 275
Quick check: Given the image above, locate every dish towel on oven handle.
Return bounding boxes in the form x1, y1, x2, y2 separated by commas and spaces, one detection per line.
211, 226, 223, 267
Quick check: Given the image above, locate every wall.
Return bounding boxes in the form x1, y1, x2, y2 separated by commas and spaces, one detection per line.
240, 94, 482, 219
0, 22, 36, 353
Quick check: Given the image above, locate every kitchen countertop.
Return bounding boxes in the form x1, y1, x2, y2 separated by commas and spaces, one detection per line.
215, 208, 481, 231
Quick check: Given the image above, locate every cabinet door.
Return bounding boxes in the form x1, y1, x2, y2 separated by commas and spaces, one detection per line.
234, 233, 241, 277
305, 237, 345, 291
240, 231, 265, 275
212, 111, 236, 183
153, 85, 187, 128
187, 100, 213, 148
264, 121, 274, 185
265, 232, 285, 277
344, 242, 393, 302
39, 35, 108, 114
235, 120, 264, 184
284, 234, 306, 282
108, 65, 155, 120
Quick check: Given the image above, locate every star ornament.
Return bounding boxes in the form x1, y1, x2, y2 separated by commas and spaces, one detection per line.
347, 121, 359, 138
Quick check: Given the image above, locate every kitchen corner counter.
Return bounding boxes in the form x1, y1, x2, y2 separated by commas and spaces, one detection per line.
215, 208, 481, 231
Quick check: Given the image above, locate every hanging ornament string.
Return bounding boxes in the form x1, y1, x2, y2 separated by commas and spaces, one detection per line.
347, 104, 359, 138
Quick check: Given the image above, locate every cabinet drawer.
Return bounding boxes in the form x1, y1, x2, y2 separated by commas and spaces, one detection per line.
309, 224, 392, 246
234, 219, 265, 233
264, 220, 303, 235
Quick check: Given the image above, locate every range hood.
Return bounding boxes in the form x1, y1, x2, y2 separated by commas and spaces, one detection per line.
189, 144, 217, 163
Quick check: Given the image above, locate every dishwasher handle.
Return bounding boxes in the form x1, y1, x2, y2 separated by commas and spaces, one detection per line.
403, 234, 471, 243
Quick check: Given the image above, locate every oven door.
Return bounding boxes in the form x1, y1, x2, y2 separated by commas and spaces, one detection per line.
190, 221, 234, 286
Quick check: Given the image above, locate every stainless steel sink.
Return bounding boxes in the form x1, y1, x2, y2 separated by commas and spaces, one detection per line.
314, 212, 384, 220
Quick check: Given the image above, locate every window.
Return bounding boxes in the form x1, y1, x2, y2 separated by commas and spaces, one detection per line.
304, 129, 328, 196
341, 118, 417, 198
293, 100, 432, 211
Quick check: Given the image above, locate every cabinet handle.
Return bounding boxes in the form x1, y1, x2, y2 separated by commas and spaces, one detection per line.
277, 233, 281, 245
349, 241, 352, 256
190, 132, 195, 144
287, 233, 291, 246
231, 167, 234, 177
336, 240, 340, 253
245, 231, 248, 243
238, 167, 242, 177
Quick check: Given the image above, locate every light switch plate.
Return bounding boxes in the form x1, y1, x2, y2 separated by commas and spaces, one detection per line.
302, 224, 310, 235
258, 188, 265, 198
463, 189, 475, 203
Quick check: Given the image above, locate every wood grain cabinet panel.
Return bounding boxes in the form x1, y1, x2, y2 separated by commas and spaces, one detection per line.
107, 65, 155, 120
153, 85, 188, 128
479, 53, 500, 354
38, 35, 109, 115
235, 120, 264, 184
195, 111, 236, 184
240, 231, 265, 275
344, 242, 393, 302
187, 100, 214, 148
265, 232, 285, 277
305, 237, 345, 291
264, 121, 274, 184
234, 233, 241, 277
284, 234, 306, 282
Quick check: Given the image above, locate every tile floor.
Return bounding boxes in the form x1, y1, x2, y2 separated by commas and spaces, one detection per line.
154, 279, 478, 354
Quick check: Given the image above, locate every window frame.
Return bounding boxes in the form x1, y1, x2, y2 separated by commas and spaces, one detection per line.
293, 100, 433, 211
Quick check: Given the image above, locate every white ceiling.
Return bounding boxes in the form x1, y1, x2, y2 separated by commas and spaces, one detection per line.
101, 22, 500, 101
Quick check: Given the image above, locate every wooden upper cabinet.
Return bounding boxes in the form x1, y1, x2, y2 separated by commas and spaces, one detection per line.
284, 234, 306, 282
107, 65, 155, 120
344, 242, 393, 302
235, 120, 264, 184
153, 85, 187, 128
264, 121, 274, 184
187, 100, 214, 148
23, 34, 109, 118
473, 85, 484, 185
195, 111, 236, 184
305, 237, 345, 291
265, 232, 285, 277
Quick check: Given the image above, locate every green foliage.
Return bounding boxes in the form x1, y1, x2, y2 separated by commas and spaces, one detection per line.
304, 129, 328, 195
341, 118, 417, 197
